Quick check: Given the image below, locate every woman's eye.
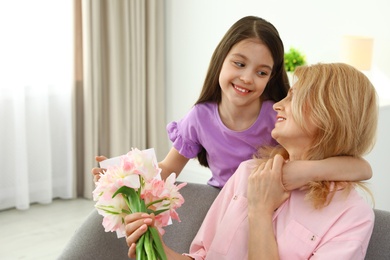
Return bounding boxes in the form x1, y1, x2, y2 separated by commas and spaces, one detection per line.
286, 91, 293, 100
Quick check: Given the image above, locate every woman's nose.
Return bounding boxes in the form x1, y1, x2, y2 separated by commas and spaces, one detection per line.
273, 101, 281, 111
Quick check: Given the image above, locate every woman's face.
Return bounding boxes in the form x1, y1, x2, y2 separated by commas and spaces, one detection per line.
218, 38, 273, 110
271, 86, 316, 160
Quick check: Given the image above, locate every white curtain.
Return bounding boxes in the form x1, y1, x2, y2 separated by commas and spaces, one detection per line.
0, 1, 74, 210
78, 0, 168, 199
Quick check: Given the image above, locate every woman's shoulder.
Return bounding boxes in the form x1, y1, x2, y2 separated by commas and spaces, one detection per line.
234, 159, 259, 179
238, 158, 259, 169
224, 159, 258, 193
344, 188, 375, 218
289, 188, 375, 224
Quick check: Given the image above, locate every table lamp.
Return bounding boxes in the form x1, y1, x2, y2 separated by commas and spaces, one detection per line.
341, 35, 374, 71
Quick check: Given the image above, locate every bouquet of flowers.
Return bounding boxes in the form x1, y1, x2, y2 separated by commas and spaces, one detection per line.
93, 148, 187, 260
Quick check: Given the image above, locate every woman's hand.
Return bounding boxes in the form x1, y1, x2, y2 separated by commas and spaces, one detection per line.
91, 155, 107, 182
124, 213, 155, 259
248, 154, 290, 216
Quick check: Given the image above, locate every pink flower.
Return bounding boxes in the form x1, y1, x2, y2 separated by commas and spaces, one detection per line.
122, 148, 161, 181
92, 147, 186, 258
95, 193, 130, 238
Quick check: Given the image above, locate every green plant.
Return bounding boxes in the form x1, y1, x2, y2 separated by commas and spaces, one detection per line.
284, 47, 306, 72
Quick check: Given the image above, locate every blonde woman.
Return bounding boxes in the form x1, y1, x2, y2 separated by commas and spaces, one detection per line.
125, 63, 377, 259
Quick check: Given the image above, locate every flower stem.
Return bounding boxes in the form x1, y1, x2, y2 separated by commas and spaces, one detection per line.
144, 229, 156, 260
150, 227, 167, 260
136, 232, 145, 260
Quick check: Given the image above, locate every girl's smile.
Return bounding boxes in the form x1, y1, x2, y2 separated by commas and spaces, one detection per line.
219, 38, 273, 110
233, 84, 251, 94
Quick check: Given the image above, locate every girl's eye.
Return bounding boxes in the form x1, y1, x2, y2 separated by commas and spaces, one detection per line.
233, 61, 245, 68
257, 71, 268, 76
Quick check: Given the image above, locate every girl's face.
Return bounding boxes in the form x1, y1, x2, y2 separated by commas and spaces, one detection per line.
271, 87, 316, 160
219, 38, 273, 109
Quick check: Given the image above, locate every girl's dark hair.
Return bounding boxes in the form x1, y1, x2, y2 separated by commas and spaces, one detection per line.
196, 16, 290, 167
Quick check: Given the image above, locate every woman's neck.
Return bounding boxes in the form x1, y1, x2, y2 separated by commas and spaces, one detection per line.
284, 148, 308, 161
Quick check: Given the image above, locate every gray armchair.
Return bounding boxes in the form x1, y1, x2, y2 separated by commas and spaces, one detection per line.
58, 182, 390, 259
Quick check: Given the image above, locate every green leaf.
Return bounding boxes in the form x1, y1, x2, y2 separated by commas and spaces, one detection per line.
113, 186, 142, 213
144, 229, 156, 260
121, 208, 131, 214
136, 233, 145, 260
150, 227, 167, 260
112, 186, 136, 198
145, 198, 164, 208
148, 208, 169, 216
140, 250, 147, 260
95, 205, 121, 215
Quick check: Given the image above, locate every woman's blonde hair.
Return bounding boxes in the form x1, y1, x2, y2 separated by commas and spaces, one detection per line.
258, 63, 378, 208
292, 63, 378, 158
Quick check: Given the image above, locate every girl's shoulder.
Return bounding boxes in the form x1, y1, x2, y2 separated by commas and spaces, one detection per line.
189, 102, 219, 120
261, 100, 276, 111
174, 102, 219, 130
249, 100, 277, 129
193, 102, 217, 112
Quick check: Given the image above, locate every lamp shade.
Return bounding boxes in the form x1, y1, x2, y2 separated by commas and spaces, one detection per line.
341, 35, 374, 71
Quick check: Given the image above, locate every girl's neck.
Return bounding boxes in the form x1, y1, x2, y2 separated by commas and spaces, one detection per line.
218, 99, 262, 131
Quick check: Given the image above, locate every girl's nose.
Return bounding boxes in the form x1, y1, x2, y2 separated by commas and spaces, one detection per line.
239, 70, 253, 84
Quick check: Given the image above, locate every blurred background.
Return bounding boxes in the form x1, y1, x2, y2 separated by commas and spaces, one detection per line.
0, 0, 389, 213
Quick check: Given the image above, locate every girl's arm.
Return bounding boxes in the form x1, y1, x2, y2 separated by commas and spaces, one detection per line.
282, 156, 372, 191
158, 147, 189, 180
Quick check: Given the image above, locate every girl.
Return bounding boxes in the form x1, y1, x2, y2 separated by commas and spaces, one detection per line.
92, 16, 371, 190
126, 63, 377, 259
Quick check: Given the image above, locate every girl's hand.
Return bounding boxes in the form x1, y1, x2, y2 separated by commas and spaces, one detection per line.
248, 154, 290, 215
282, 160, 311, 191
124, 213, 155, 259
91, 155, 107, 182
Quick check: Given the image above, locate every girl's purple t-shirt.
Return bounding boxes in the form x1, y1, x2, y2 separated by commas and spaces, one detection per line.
166, 101, 277, 188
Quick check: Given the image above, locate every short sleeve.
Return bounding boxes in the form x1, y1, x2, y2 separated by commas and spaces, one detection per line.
166, 119, 202, 159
